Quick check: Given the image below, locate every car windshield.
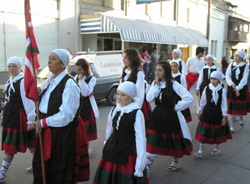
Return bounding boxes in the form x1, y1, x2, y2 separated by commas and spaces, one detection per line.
37, 66, 51, 79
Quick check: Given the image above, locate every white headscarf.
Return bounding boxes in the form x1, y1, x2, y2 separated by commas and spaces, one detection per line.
173, 49, 182, 56
7, 56, 22, 68
205, 54, 216, 62
52, 49, 71, 67
235, 50, 246, 60
117, 81, 137, 99
210, 71, 224, 82
209, 71, 224, 105
170, 60, 179, 66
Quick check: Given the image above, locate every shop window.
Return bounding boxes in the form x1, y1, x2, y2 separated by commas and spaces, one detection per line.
104, 39, 113, 50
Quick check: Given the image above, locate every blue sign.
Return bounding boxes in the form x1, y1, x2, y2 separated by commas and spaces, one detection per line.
136, 0, 167, 4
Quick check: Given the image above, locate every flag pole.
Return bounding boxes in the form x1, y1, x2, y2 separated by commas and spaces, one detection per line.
33, 67, 46, 184
24, 0, 46, 183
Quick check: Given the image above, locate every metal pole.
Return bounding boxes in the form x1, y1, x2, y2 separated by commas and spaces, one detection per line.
206, 0, 211, 40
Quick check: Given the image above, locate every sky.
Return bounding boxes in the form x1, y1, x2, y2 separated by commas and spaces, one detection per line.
228, 0, 250, 18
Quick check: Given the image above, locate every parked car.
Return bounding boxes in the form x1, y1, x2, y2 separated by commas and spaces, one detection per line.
0, 51, 124, 111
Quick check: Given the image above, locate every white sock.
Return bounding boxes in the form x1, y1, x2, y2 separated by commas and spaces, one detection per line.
0, 160, 10, 179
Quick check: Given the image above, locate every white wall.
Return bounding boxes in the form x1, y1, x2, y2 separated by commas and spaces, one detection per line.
209, 9, 226, 64
0, 0, 59, 70
59, 0, 81, 53
82, 34, 98, 51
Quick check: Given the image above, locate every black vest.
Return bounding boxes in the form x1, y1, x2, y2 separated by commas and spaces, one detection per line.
231, 63, 246, 85
40, 74, 79, 127
121, 69, 140, 84
200, 87, 223, 124
77, 76, 93, 120
2, 78, 24, 128
173, 75, 181, 84
103, 109, 138, 165
227, 63, 247, 100
179, 60, 183, 74
199, 66, 217, 95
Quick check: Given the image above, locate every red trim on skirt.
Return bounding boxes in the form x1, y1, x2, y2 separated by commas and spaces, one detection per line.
146, 144, 193, 158
185, 116, 192, 123
195, 134, 232, 145
1, 110, 36, 155
141, 101, 151, 121
81, 109, 97, 141
69, 118, 90, 183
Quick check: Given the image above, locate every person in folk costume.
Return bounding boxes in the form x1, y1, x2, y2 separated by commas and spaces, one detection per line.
93, 81, 148, 184
226, 50, 250, 133
146, 61, 193, 174
170, 60, 192, 123
172, 48, 186, 76
74, 58, 100, 157
33, 49, 89, 184
121, 48, 145, 108
142, 79, 152, 134
186, 47, 205, 113
193, 71, 232, 158
0, 57, 36, 183
196, 54, 219, 97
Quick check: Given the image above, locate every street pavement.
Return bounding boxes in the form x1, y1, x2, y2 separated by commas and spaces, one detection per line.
1, 89, 250, 184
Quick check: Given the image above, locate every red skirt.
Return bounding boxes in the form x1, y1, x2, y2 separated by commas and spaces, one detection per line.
1, 109, 36, 155
181, 108, 192, 123
80, 109, 97, 141
141, 100, 151, 136
69, 117, 90, 183
195, 120, 232, 145
186, 73, 199, 91
93, 155, 149, 184
146, 128, 193, 158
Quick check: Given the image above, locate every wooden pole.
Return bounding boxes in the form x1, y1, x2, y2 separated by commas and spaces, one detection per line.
36, 103, 47, 184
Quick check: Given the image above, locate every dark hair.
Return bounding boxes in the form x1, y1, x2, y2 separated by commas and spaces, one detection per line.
153, 47, 157, 51
75, 58, 90, 77
196, 47, 205, 55
121, 48, 141, 83
157, 61, 173, 95
142, 48, 147, 53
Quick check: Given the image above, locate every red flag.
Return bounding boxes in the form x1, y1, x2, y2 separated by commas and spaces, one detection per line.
24, 0, 40, 102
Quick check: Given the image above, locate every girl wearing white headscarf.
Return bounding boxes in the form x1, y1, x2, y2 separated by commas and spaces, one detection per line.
196, 54, 219, 96
33, 49, 89, 184
93, 81, 148, 184
194, 71, 232, 158
0, 57, 36, 182
226, 50, 250, 133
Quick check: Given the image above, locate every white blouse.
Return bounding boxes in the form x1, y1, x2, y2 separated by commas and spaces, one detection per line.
121, 68, 145, 108
199, 87, 227, 116
75, 74, 100, 120
39, 71, 80, 127
226, 62, 249, 91
146, 81, 193, 141
106, 102, 146, 177
172, 72, 187, 89
4, 73, 36, 125
196, 65, 218, 90
186, 57, 205, 74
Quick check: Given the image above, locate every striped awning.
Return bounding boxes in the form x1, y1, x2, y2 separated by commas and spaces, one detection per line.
80, 15, 208, 46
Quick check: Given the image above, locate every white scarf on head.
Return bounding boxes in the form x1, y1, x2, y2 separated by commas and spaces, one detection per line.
4, 73, 24, 101
208, 83, 222, 105
113, 102, 139, 129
